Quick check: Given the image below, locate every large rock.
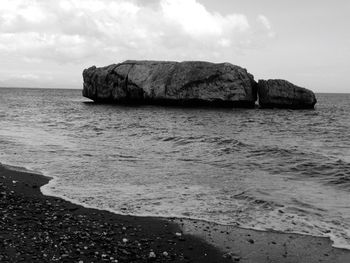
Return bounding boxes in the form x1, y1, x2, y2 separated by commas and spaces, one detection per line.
257, 79, 317, 109
83, 60, 257, 107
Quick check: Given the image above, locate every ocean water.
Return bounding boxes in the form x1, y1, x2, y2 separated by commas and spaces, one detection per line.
0, 88, 349, 249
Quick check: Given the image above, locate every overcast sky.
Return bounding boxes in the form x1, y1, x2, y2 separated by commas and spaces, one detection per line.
0, 0, 349, 93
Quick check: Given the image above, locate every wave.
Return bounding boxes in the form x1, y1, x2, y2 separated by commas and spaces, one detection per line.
1, 90, 350, 251
1, 159, 350, 250
246, 144, 350, 189
158, 135, 248, 147
291, 159, 350, 189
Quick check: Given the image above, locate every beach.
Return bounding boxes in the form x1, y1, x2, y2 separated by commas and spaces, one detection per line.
1, 0, 349, 261
0, 164, 231, 262
1, 164, 349, 262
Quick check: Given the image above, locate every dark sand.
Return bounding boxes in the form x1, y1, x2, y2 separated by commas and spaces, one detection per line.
1, 164, 350, 262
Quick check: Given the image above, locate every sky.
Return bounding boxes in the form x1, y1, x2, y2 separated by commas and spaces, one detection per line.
0, 0, 349, 93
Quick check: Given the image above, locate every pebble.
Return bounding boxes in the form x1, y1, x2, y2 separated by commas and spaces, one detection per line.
149, 251, 156, 258
0, 171, 228, 263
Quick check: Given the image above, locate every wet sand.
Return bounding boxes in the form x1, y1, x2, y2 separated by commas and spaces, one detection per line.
1, 164, 349, 262
174, 219, 350, 262
0, 165, 230, 262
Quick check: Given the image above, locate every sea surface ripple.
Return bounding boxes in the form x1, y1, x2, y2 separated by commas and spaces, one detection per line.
0, 88, 349, 248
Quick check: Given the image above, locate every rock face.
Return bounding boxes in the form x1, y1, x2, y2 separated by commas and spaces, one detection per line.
258, 79, 317, 109
83, 60, 318, 109
83, 60, 258, 107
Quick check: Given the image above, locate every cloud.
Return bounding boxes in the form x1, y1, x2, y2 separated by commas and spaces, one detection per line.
257, 14, 275, 38
0, 70, 57, 88
13, 73, 40, 80
257, 15, 271, 30
0, 0, 274, 66
161, 0, 249, 37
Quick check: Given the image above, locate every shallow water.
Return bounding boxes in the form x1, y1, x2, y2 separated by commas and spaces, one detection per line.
0, 88, 349, 248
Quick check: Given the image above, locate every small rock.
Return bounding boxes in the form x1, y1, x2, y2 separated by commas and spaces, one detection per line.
233, 256, 241, 261
149, 251, 156, 258
223, 253, 232, 259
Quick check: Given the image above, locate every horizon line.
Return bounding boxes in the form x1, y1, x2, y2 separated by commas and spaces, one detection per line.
0, 86, 349, 94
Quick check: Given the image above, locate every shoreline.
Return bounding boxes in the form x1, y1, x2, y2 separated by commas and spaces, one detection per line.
0, 164, 230, 262
1, 164, 350, 262
42, 180, 350, 251
39, 164, 350, 252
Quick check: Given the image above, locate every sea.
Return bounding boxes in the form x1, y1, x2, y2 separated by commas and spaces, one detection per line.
0, 87, 349, 249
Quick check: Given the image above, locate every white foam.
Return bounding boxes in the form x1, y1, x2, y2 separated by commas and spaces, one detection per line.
1, 159, 349, 251
41, 174, 350, 250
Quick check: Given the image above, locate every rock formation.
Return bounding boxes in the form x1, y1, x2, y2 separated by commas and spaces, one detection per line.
82, 60, 317, 109
257, 79, 317, 109
83, 60, 258, 108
